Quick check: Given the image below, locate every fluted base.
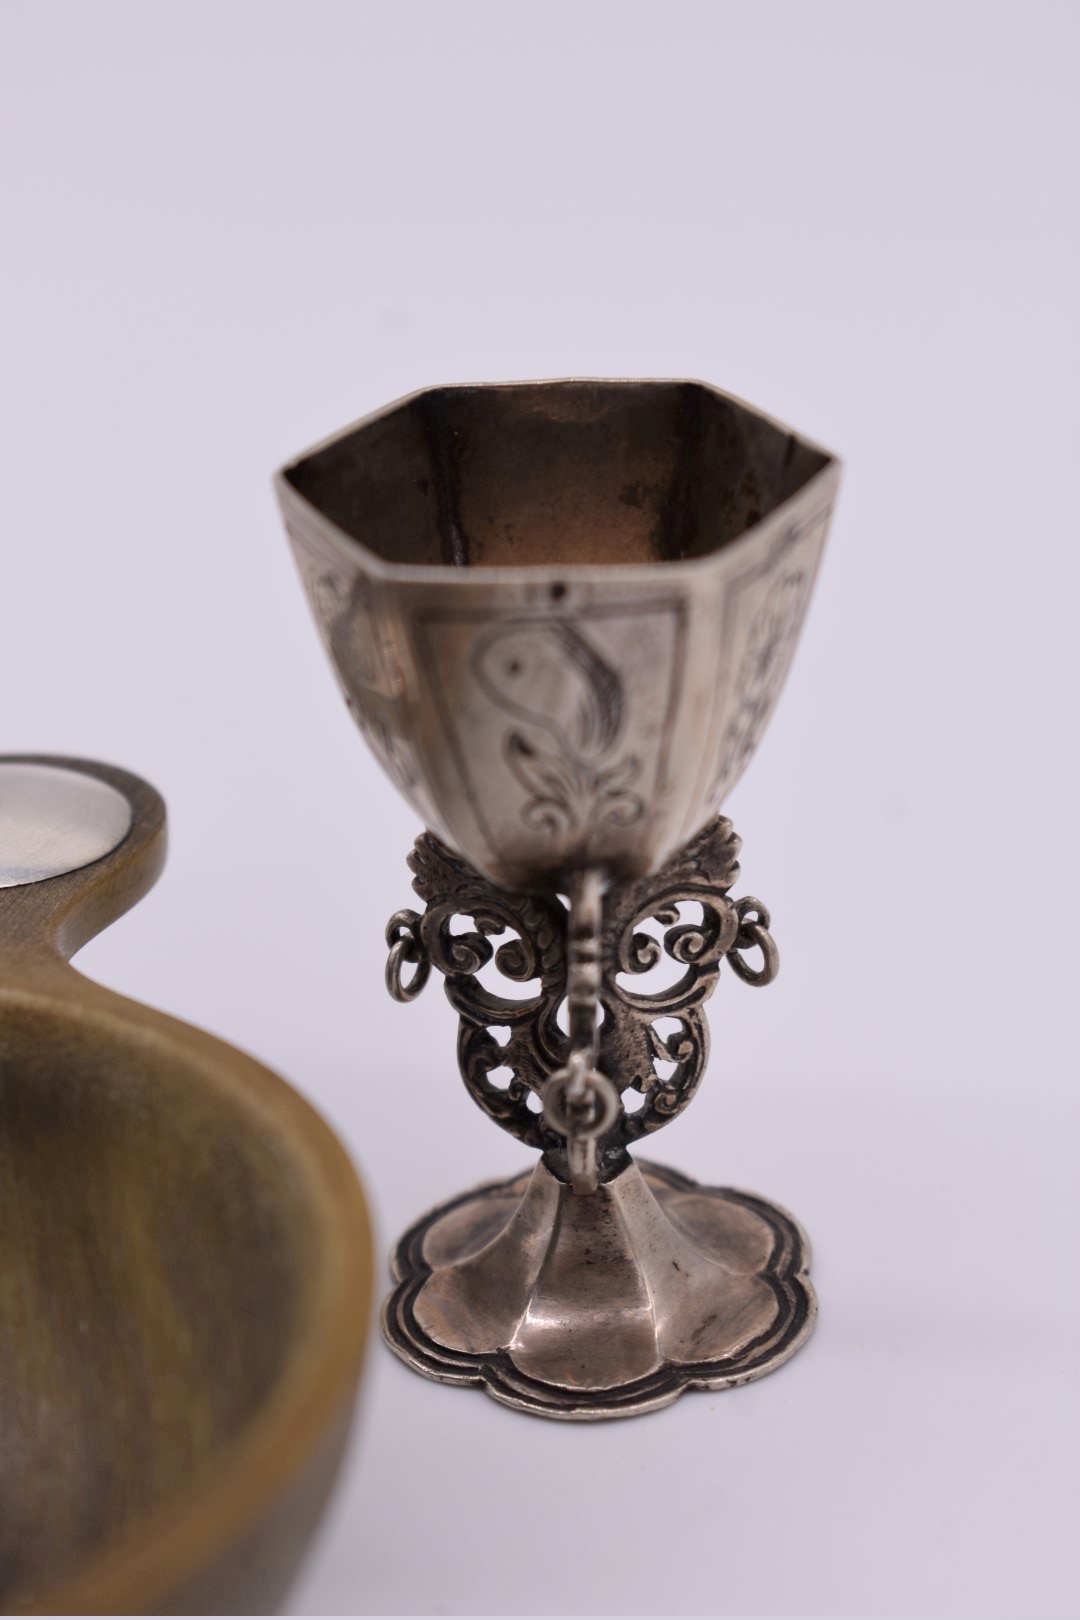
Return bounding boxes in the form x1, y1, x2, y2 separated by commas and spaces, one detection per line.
382, 1159, 815, 1420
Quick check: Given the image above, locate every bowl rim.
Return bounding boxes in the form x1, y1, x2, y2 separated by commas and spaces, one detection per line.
274, 375, 841, 588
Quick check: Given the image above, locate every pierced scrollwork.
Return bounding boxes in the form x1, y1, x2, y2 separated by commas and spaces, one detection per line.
600, 817, 743, 1143
385, 817, 778, 1181
387, 834, 567, 1150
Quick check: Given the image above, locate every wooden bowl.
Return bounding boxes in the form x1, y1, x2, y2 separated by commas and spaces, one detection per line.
0, 757, 372, 1614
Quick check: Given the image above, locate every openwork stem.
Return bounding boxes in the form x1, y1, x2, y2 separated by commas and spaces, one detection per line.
384, 815, 778, 1190
566, 868, 602, 1065
540, 870, 619, 1194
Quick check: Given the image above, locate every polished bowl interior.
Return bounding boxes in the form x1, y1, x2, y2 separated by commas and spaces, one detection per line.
278, 380, 839, 889
0, 995, 367, 1614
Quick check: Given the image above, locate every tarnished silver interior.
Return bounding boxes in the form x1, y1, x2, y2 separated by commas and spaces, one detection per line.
283, 380, 830, 570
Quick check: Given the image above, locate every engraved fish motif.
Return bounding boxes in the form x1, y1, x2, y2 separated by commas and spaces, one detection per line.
473, 621, 622, 759
471, 619, 643, 836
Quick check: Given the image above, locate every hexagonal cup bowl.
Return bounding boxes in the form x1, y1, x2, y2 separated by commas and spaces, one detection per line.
275, 379, 839, 891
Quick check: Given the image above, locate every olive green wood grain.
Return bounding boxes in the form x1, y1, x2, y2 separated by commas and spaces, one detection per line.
0, 757, 372, 1615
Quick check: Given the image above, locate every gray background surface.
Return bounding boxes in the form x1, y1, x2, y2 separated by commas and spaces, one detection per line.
2, 3, 1077, 1615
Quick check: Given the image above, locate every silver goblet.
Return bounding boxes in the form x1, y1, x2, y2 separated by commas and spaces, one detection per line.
276, 379, 840, 1419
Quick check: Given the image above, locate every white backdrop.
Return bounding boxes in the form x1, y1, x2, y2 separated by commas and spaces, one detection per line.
2, 3, 1077, 1616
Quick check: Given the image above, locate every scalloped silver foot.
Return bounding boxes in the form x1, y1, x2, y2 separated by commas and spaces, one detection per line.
382, 1157, 816, 1421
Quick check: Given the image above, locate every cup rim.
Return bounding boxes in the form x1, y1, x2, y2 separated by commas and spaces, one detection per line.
274, 376, 841, 587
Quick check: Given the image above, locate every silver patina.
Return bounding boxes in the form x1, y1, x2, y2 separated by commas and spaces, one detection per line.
277, 378, 840, 1419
